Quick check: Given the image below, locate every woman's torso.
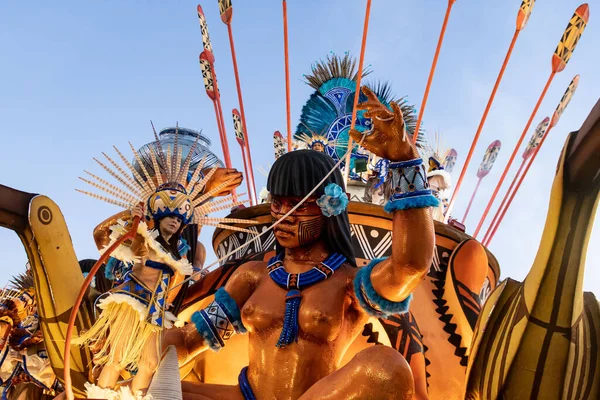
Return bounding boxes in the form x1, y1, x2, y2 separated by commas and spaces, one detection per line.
240, 262, 367, 399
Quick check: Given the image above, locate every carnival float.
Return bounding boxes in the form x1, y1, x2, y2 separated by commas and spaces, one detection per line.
0, 0, 598, 399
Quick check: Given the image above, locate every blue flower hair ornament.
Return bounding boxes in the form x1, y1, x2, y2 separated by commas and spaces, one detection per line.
317, 183, 349, 217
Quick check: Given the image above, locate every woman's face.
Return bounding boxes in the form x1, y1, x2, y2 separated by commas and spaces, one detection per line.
271, 196, 326, 249
311, 142, 325, 152
159, 215, 183, 237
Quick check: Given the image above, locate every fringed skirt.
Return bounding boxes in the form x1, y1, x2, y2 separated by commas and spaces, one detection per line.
73, 272, 177, 371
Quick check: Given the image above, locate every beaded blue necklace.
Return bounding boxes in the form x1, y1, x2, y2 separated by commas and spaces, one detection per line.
267, 252, 346, 348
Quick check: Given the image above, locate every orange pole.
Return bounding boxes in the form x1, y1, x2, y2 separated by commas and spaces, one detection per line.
226, 22, 257, 205
282, 0, 292, 152
412, 0, 457, 145
484, 125, 554, 245
461, 177, 482, 224
473, 72, 556, 238
63, 217, 141, 400
239, 144, 252, 201
481, 158, 526, 243
213, 81, 238, 202
343, 0, 372, 184
445, 30, 519, 221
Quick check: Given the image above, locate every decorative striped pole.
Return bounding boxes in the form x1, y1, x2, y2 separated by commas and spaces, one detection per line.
473, 4, 589, 238
445, 0, 535, 222
232, 109, 255, 205
462, 140, 502, 224
218, 0, 258, 204
481, 116, 550, 244
484, 75, 580, 245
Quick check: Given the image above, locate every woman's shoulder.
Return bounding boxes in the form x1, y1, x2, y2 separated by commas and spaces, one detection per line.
230, 259, 267, 283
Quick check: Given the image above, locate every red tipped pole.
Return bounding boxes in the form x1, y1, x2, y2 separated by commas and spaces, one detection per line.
282, 0, 292, 152
199, 52, 238, 202
343, 0, 373, 184
216, 2, 258, 205
484, 126, 553, 245
473, 74, 554, 238
472, 4, 589, 238
196, 8, 234, 169
199, 53, 233, 170
445, 0, 535, 222
273, 131, 287, 159
462, 140, 502, 224
483, 75, 580, 245
232, 109, 255, 205
481, 117, 549, 243
412, 0, 457, 145
462, 178, 482, 224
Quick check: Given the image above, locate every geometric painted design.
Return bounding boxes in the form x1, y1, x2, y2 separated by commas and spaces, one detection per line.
554, 9, 587, 68
479, 276, 492, 303
148, 273, 171, 327
430, 245, 450, 275
455, 281, 482, 330
443, 149, 458, 173
197, 8, 214, 54
517, 0, 535, 30
522, 118, 549, 160
273, 131, 286, 159
216, 225, 276, 262
324, 87, 352, 115
429, 241, 470, 366
218, 0, 232, 16
325, 114, 371, 167
200, 58, 215, 92
351, 225, 392, 259
380, 312, 425, 364
476, 140, 502, 179
550, 75, 579, 128
217, 222, 393, 264
111, 272, 172, 329
232, 110, 245, 145
205, 300, 235, 344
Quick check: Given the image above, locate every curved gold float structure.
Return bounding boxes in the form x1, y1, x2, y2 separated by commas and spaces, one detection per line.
0, 186, 93, 398
464, 99, 600, 399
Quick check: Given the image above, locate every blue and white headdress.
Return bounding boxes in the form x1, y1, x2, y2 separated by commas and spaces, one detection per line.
295, 53, 424, 179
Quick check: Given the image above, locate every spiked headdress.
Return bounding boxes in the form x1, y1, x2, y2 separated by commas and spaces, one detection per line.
77, 123, 256, 234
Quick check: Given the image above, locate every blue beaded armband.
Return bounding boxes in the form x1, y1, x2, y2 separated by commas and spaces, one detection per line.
353, 258, 412, 317
191, 288, 246, 351
384, 158, 440, 213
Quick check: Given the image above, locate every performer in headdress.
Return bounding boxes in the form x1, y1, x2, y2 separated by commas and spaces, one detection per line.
0, 268, 58, 400
164, 86, 438, 399
73, 128, 256, 398
91, 125, 242, 312
422, 134, 452, 222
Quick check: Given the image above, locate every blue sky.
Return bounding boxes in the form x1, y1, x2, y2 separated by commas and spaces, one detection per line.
0, 1, 598, 293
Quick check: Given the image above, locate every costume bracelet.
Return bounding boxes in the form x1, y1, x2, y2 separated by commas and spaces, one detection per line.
384, 158, 440, 213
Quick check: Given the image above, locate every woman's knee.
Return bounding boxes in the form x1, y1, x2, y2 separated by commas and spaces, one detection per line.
351, 346, 414, 397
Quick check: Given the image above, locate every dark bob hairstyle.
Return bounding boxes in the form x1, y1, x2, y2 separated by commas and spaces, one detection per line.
267, 150, 356, 267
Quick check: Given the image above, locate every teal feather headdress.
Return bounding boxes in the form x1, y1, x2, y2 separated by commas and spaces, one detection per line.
295, 53, 425, 174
